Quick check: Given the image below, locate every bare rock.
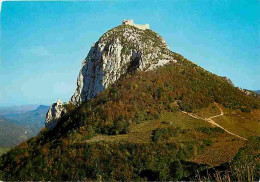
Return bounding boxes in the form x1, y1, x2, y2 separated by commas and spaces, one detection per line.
70, 24, 174, 103
45, 99, 66, 129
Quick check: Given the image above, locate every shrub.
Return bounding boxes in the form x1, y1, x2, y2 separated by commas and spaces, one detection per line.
197, 127, 225, 135
169, 160, 183, 180
113, 120, 130, 134
151, 127, 181, 142
203, 139, 213, 146
241, 106, 251, 112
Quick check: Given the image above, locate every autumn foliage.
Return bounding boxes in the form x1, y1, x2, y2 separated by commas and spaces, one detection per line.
0, 52, 259, 181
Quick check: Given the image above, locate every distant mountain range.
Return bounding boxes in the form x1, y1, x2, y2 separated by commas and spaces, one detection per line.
0, 105, 38, 116
0, 105, 49, 147
3, 105, 49, 129
254, 90, 260, 95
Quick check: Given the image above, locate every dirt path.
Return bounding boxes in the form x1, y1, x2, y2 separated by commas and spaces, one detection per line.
181, 103, 247, 140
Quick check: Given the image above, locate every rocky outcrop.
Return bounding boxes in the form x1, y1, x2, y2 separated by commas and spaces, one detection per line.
238, 88, 254, 96
45, 99, 66, 129
222, 76, 234, 86
222, 77, 257, 97
46, 22, 177, 128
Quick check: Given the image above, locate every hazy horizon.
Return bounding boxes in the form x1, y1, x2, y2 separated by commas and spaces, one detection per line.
0, 0, 259, 107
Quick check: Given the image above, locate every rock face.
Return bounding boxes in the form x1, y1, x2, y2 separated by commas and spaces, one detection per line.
46, 21, 177, 128
70, 24, 175, 103
45, 99, 66, 129
238, 88, 253, 96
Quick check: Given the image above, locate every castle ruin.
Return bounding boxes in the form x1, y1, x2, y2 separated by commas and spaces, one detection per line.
122, 19, 150, 30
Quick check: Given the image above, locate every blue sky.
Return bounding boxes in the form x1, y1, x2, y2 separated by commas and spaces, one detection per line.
0, 0, 259, 107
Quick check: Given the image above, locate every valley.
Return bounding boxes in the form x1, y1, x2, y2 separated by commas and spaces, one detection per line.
0, 105, 48, 148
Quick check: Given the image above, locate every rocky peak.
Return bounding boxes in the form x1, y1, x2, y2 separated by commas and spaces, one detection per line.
46, 21, 177, 129
70, 25, 175, 103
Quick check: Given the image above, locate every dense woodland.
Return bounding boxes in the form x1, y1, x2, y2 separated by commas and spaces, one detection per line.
0, 52, 259, 180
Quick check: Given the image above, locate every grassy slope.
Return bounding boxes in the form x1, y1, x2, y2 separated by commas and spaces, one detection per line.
81, 111, 212, 144
214, 114, 260, 138
193, 103, 221, 118
0, 50, 260, 180
0, 148, 10, 157
84, 110, 247, 166
160, 112, 212, 129
211, 106, 260, 138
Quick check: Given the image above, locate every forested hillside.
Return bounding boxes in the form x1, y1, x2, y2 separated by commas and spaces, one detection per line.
1, 51, 259, 180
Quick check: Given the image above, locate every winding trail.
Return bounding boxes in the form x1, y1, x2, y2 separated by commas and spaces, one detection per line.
181, 103, 247, 141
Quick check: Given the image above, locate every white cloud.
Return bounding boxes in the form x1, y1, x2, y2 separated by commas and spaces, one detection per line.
0, 0, 3, 12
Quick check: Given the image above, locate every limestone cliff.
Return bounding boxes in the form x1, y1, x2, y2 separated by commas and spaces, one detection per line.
45, 99, 66, 128
70, 24, 175, 103
46, 22, 177, 128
